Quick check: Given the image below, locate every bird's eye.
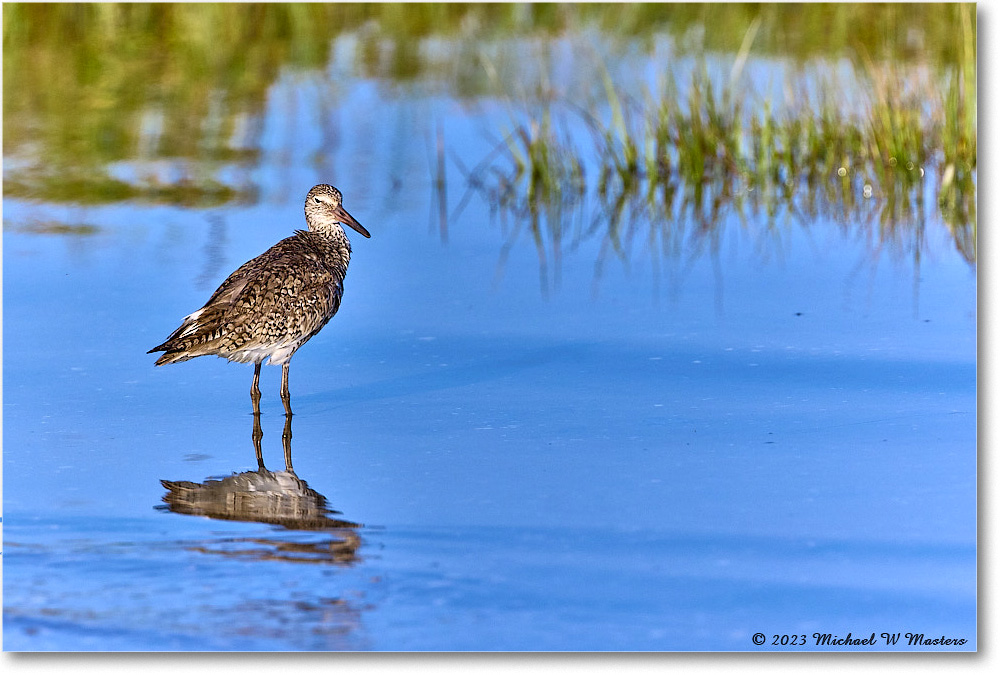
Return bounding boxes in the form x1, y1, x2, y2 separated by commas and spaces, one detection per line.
314, 197, 322, 203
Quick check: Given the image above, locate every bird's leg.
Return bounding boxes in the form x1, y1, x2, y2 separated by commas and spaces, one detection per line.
251, 362, 262, 415
282, 412, 294, 473
280, 363, 293, 416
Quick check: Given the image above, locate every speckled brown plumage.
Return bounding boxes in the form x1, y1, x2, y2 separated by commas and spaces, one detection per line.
148, 184, 370, 414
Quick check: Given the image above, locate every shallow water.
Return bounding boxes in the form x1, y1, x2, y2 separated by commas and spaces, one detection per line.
2, 10, 977, 652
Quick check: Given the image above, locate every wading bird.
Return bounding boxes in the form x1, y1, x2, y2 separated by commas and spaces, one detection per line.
149, 184, 370, 415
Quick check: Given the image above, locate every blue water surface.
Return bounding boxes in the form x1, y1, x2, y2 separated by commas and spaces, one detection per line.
2, 57, 977, 651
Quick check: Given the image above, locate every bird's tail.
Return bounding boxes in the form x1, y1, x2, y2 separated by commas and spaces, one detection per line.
148, 305, 225, 365
147, 346, 195, 366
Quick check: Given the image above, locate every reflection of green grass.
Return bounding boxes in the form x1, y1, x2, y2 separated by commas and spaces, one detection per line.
470, 4, 976, 274
501, 107, 586, 213
3, 3, 976, 211
3, 220, 101, 237
3, 173, 252, 207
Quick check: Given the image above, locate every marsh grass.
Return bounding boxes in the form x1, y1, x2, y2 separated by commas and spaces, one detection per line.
466, 7, 976, 290
476, 105, 587, 297
2, 1, 976, 276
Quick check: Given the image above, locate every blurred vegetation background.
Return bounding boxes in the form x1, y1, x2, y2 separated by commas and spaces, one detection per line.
3, 3, 976, 262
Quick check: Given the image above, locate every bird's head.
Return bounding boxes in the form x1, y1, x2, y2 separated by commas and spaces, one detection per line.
304, 184, 371, 238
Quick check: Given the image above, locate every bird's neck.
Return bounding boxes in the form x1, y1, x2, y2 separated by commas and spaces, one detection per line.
306, 222, 352, 261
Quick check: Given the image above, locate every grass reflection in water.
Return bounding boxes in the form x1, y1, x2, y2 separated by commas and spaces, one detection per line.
454, 7, 975, 294
4, 3, 976, 277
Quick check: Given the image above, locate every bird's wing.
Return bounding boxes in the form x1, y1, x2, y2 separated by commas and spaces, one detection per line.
150, 234, 346, 359
239, 235, 346, 343
154, 257, 258, 346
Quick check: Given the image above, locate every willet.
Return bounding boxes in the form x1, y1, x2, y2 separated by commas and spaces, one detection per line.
148, 184, 370, 415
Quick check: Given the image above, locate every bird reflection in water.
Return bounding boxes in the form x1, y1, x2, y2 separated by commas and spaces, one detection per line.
159, 413, 361, 565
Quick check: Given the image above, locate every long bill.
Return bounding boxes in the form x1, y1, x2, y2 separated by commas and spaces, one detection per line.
335, 205, 371, 238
